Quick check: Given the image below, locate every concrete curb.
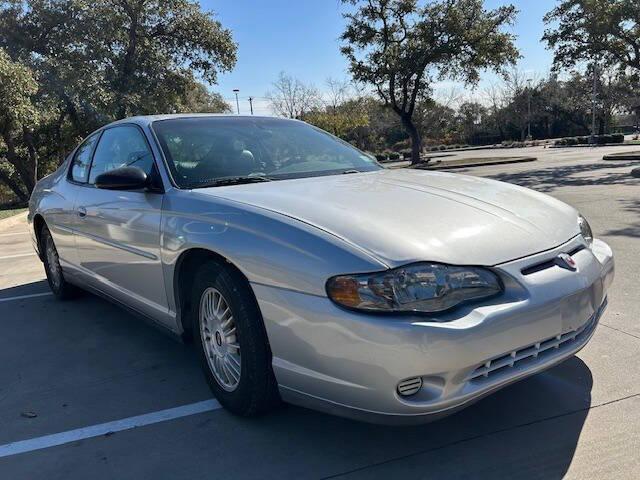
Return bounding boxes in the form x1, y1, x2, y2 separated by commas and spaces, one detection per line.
417, 156, 537, 171
603, 152, 640, 161
551, 144, 628, 149
379, 153, 454, 165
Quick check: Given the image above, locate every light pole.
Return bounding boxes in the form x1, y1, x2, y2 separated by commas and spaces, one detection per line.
248, 97, 254, 115
527, 79, 532, 141
590, 61, 598, 145
233, 89, 240, 115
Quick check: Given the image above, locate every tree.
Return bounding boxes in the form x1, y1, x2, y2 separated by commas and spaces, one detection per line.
0, 0, 236, 200
502, 70, 538, 141
302, 78, 369, 138
607, 2, 640, 73
456, 102, 487, 144
535, 75, 591, 138
177, 82, 232, 113
324, 78, 352, 114
303, 101, 369, 139
267, 72, 320, 118
543, 0, 640, 74
543, 0, 613, 71
340, 0, 519, 164
483, 82, 509, 140
0, 49, 39, 202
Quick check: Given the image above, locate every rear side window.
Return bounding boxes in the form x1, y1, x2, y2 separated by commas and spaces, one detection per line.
88, 126, 154, 184
70, 134, 99, 183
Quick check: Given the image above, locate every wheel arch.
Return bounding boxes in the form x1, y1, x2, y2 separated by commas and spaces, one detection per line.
32, 213, 46, 261
173, 248, 259, 342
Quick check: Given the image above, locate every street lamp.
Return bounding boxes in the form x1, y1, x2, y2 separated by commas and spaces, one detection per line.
527, 79, 533, 141
233, 89, 240, 115
590, 61, 598, 145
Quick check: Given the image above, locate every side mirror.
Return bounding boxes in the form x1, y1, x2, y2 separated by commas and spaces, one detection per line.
95, 166, 149, 191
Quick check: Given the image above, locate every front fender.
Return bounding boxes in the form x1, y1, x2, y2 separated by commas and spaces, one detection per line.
160, 189, 386, 315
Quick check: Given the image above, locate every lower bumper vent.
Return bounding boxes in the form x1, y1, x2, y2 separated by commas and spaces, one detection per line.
468, 299, 605, 383
397, 377, 422, 396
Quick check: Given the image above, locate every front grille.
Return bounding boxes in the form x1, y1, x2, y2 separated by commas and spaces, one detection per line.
521, 246, 585, 276
468, 299, 604, 383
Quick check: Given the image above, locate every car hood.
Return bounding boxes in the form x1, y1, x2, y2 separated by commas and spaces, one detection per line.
196, 169, 579, 267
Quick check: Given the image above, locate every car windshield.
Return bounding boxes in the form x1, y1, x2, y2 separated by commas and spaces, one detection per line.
151, 117, 381, 188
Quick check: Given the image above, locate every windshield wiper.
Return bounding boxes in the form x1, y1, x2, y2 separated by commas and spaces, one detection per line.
191, 175, 273, 188
341, 169, 362, 174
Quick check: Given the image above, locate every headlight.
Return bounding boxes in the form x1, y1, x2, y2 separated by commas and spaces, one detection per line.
326, 262, 502, 313
578, 215, 593, 246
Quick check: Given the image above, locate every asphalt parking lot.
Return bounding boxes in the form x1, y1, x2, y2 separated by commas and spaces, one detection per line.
1, 147, 639, 479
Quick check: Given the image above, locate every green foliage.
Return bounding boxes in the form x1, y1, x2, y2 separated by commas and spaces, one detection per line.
340, 0, 519, 163
176, 83, 232, 114
479, 70, 636, 144
543, 0, 640, 73
0, 206, 27, 218
303, 103, 369, 139
0, 50, 38, 127
0, 49, 39, 200
301, 68, 634, 153
554, 133, 626, 146
0, 0, 236, 200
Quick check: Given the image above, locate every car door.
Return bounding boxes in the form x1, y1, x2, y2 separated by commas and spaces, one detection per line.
47, 133, 101, 272
73, 124, 169, 323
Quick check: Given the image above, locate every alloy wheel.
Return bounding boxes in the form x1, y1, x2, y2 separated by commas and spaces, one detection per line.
199, 287, 242, 391
45, 235, 62, 290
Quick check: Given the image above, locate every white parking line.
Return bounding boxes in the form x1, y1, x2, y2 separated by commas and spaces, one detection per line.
0, 292, 52, 303
0, 232, 28, 237
0, 253, 36, 260
0, 399, 222, 458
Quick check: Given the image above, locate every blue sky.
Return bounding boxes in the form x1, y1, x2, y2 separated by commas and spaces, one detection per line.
201, 0, 560, 114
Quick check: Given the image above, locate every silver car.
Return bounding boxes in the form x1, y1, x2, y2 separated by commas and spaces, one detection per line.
28, 114, 614, 424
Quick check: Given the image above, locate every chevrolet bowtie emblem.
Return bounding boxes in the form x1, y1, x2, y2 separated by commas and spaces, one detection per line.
556, 253, 577, 271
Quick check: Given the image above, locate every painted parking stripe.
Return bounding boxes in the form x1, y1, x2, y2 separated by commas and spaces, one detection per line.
0, 399, 222, 458
0, 253, 36, 260
0, 292, 52, 303
0, 232, 28, 237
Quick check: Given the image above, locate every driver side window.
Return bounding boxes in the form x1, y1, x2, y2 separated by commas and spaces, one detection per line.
88, 126, 155, 185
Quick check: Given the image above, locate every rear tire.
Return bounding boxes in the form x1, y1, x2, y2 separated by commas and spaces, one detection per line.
191, 260, 280, 416
41, 225, 80, 300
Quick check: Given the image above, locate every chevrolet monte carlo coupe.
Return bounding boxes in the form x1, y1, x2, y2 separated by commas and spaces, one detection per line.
29, 115, 614, 424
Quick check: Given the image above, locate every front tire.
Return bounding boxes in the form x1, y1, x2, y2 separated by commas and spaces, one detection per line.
41, 225, 80, 300
191, 261, 280, 416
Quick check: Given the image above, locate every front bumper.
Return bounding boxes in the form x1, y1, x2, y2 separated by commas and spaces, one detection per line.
255, 237, 614, 424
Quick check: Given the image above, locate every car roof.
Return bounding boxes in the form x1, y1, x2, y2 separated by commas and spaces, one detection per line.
108, 114, 296, 128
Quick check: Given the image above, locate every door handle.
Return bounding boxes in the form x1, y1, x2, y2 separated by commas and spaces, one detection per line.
77, 206, 87, 218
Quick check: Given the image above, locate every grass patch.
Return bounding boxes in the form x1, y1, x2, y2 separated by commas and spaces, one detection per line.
0, 207, 27, 220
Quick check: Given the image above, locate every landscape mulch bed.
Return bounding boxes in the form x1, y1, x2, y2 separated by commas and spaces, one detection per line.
411, 156, 536, 170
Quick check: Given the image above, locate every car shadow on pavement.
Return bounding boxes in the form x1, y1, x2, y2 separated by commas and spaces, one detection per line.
0, 280, 51, 299
0, 280, 593, 479
483, 161, 639, 193
242, 357, 593, 479
603, 199, 640, 239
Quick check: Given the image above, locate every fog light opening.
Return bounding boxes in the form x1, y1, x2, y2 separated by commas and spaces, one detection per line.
397, 377, 423, 396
